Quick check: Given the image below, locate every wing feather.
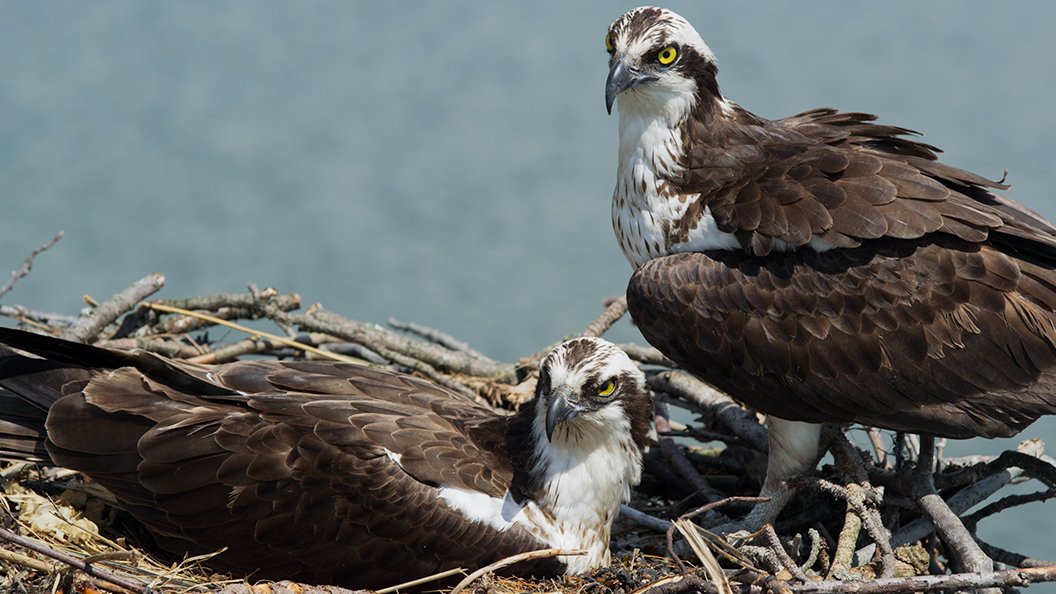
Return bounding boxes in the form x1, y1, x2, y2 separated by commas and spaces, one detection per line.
672, 107, 1054, 256
628, 238, 1056, 438
0, 338, 556, 589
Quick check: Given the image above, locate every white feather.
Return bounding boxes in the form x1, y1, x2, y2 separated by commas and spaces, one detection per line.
436, 487, 524, 533
764, 418, 823, 491
382, 448, 403, 467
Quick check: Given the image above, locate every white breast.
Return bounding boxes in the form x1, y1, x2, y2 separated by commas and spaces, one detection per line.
612, 97, 740, 269
430, 404, 642, 575
527, 403, 643, 572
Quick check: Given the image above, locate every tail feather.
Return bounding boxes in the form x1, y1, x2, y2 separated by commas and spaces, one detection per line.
0, 327, 232, 463
0, 329, 102, 463
0, 386, 49, 461
0, 327, 229, 396
0, 327, 131, 369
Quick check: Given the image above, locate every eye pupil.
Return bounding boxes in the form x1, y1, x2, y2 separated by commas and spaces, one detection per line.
597, 380, 616, 397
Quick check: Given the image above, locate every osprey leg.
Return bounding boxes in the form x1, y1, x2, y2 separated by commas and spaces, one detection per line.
713, 418, 823, 533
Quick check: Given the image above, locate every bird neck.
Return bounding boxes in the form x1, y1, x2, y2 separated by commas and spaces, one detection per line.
507, 400, 644, 573
612, 93, 740, 267
612, 99, 688, 269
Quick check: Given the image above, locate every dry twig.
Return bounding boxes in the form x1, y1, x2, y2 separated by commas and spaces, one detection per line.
0, 231, 64, 302
448, 548, 585, 594
0, 526, 150, 594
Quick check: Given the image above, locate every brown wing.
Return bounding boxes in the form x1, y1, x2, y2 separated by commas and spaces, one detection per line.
627, 237, 1056, 438
0, 331, 555, 589
677, 107, 1056, 256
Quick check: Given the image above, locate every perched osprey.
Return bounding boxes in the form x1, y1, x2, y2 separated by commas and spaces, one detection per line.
604, 6, 1056, 526
0, 328, 654, 589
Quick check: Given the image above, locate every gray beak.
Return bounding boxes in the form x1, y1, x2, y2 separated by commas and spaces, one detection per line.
605, 60, 657, 114
545, 386, 580, 441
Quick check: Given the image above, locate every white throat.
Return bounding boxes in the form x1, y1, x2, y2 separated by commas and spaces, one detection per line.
525, 400, 643, 572
612, 92, 741, 268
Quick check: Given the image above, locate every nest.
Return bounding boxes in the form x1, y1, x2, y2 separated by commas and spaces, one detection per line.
2, 238, 1056, 593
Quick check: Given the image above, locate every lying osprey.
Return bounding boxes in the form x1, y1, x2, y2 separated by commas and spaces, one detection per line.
0, 328, 654, 589
604, 6, 1056, 526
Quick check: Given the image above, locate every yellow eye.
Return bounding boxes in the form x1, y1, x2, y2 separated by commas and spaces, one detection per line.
658, 46, 677, 65
597, 380, 616, 397
605, 33, 614, 53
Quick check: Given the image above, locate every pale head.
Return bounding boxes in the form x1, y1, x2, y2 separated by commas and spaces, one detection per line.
536, 337, 651, 446
604, 7, 720, 118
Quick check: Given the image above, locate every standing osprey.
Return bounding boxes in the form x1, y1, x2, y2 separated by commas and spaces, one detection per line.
0, 328, 653, 589
604, 6, 1056, 526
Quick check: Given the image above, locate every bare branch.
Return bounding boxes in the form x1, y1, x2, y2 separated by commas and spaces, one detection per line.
620, 504, 672, 532
963, 488, 1056, 530
387, 317, 486, 358
618, 342, 675, 366
187, 337, 281, 364
910, 435, 993, 578
890, 439, 1047, 549
791, 565, 1056, 594
0, 526, 150, 594
272, 306, 517, 381
660, 436, 725, 503
0, 231, 64, 302
63, 273, 166, 343
148, 290, 302, 335
762, 524, 809, 582
0, 304, 78, 327
448, 548, 585, 594
582, 296, 627, 338
649, 371, 768, 452
825, 433, 895, 578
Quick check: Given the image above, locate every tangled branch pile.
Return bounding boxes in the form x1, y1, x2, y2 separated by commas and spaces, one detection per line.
2, 238, 1056, 593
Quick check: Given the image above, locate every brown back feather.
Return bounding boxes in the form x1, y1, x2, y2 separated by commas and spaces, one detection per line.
676, 105, 1056, 258
628, 237, 1056, 438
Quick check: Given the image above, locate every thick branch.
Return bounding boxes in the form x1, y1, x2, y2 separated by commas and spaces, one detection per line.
791, 565, 1056, 594
63, 273, 166, 343
149, 291, 302, 335
910, 435, 993, 576
890, 439, 1046, 549
649, 370, 768, 452
618, 342, 675, 366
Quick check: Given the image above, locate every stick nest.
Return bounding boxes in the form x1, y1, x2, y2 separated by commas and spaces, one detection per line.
2, 256, 1056, 593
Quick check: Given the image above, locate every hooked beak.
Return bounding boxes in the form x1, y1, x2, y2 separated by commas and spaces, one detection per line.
605, 59, 657, 114
545, 386, 581, 441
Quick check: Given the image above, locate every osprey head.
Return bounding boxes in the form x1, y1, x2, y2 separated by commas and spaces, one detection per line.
536, 337, 651, 444
604, 6, 719, 115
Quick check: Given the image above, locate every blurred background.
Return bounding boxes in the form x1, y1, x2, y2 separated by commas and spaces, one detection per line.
2, 0, 1054, 578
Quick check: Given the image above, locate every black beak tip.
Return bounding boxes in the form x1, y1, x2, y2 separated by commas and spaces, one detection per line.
545, 391, 577, 442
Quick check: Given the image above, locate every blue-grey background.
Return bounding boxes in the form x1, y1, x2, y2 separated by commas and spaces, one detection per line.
2, 1, 1054, 579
